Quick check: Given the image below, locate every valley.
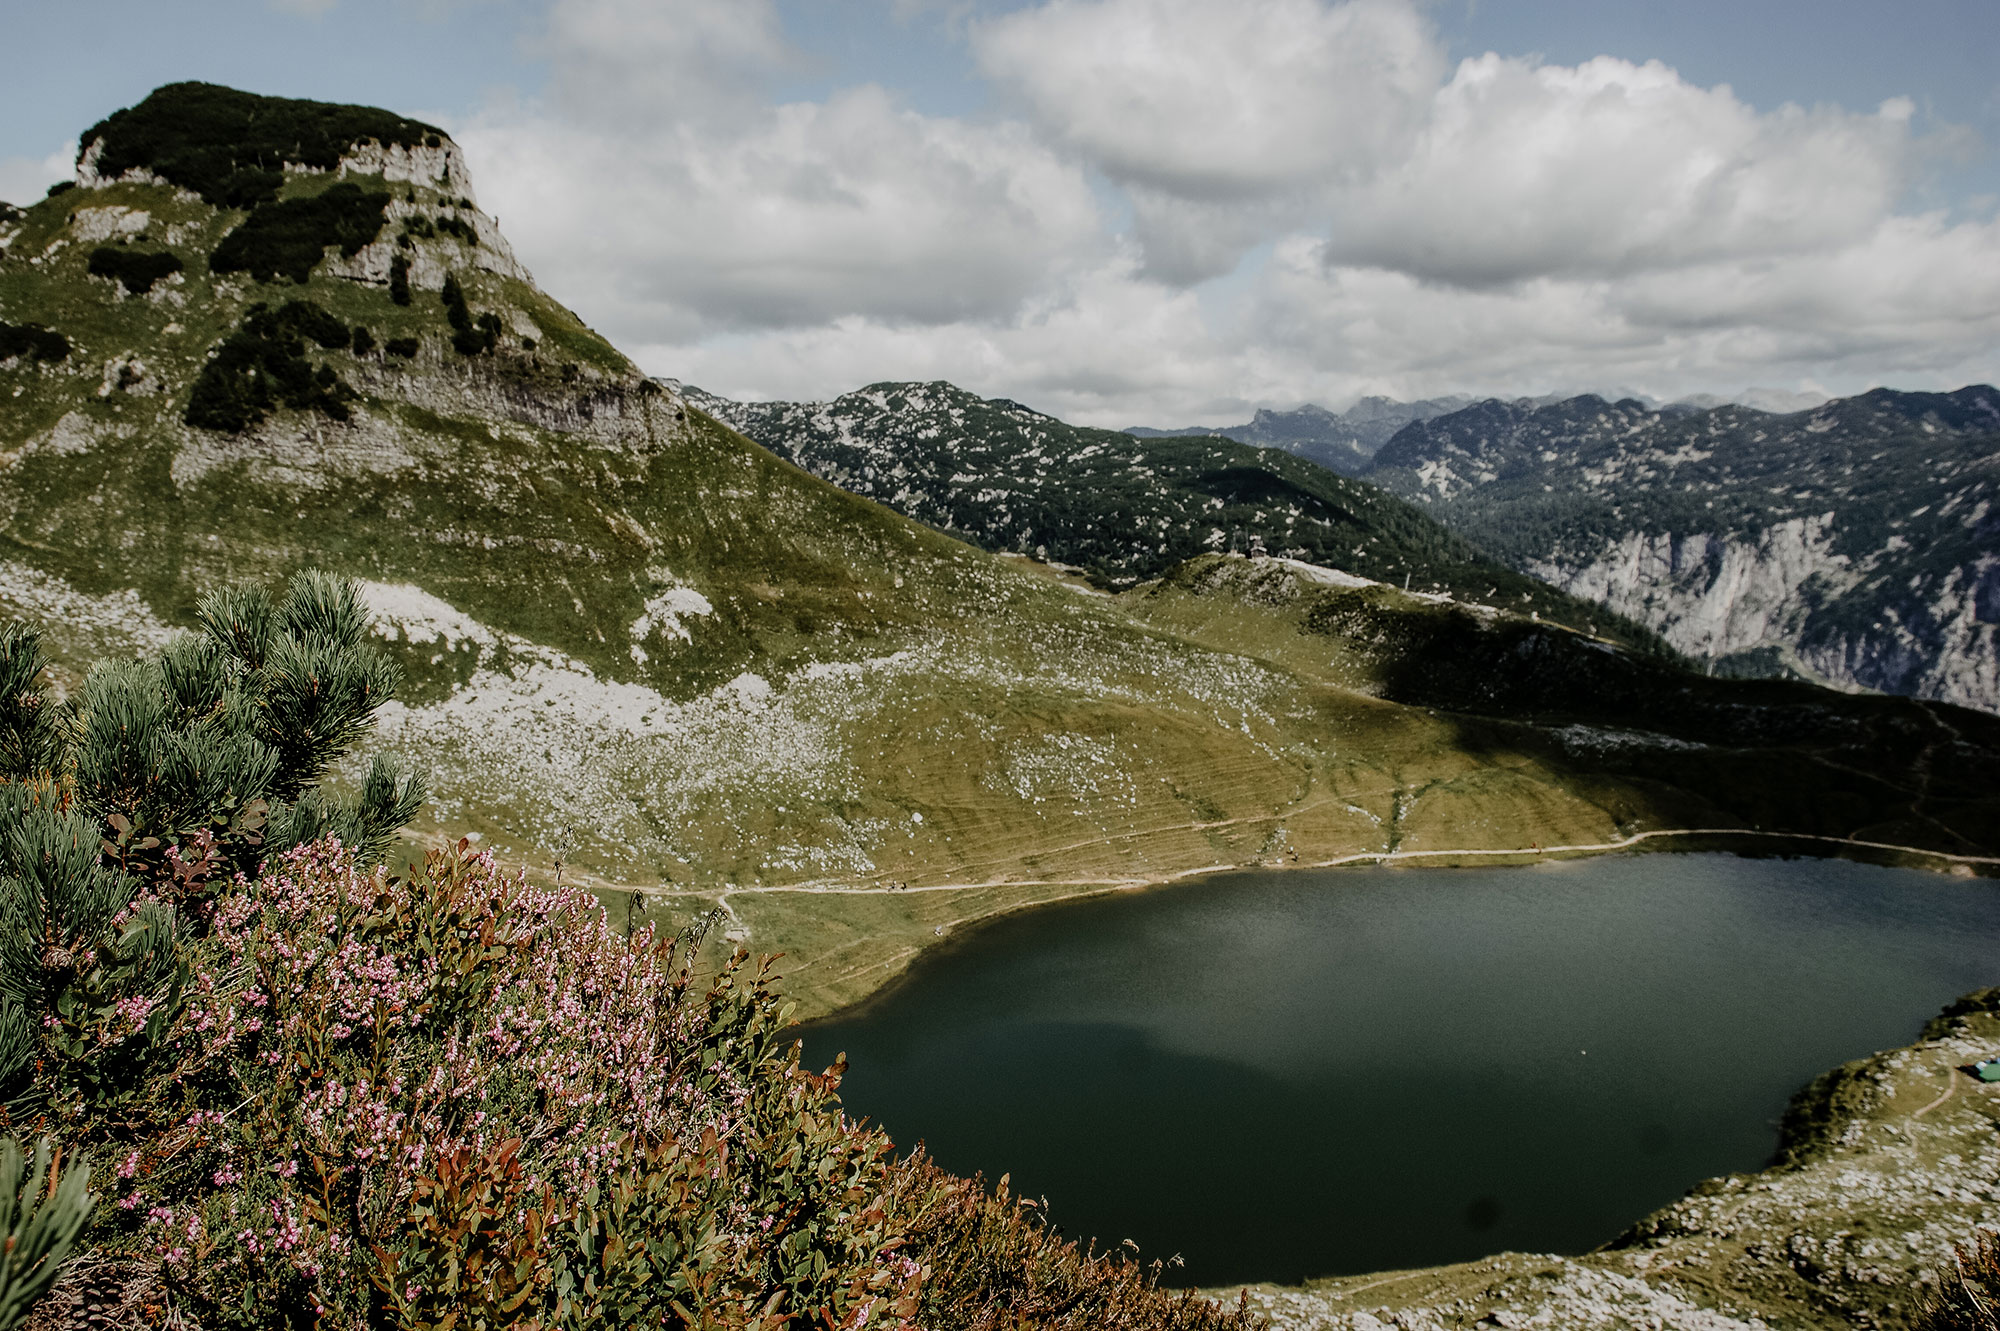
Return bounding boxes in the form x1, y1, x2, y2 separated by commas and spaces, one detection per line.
1, 80, 1998, 1331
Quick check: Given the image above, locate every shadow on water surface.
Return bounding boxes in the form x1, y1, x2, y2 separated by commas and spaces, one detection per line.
805, 854, 2000, 1286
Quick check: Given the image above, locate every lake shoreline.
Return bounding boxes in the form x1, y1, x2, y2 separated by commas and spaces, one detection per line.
1220, 991, 2000, 1330
776, 827, 1998, 1026
807, 854, 2000, 1297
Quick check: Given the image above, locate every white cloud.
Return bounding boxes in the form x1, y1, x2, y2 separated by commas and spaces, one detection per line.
534, 0, 795, 126
461, 90, 1104, 339
453, 0, 2000, 425
0, 144, 74, 208
1325, 55, 1922, 286
461, 3, 1106, 340
974, 0, 1444, 281
974, 0, 1442, 198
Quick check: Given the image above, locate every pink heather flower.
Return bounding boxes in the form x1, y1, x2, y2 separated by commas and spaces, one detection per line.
117, 1151, 140, 1180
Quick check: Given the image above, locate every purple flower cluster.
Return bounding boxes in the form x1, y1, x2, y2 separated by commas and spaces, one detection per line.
86, 839, 919, 1328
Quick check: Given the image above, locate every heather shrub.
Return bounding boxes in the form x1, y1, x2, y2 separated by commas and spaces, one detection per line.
883, 1157, 1256, 1331
38, 841, 921, 1330
17, 840, 1261, 1330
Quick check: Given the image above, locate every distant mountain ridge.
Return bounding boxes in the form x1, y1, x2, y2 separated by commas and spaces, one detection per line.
677, 378, 1663, 648
1359, 387, 2000, 712
1128, 388, 1832, 475
1125, 396, 1477, 474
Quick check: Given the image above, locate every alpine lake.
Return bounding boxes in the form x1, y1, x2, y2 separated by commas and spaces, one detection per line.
801, 853, 2000, 1287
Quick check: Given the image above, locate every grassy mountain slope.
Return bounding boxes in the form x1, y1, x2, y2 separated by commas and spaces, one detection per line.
1364, 389, 2000, 712
2, 84, 1996, 1021
679, 379, 1663, 649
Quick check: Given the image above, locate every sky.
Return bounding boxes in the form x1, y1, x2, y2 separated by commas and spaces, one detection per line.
5, 0, 2000, 426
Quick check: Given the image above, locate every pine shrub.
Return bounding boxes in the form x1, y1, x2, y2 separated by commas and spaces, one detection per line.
389, 253, 412, 306
79, 82, 444, 211
85, 247, 184, 295
0, 570, 420, 1143
208, 182, 391, 285
0, 1137, 94, 1331
385, 336, 419, 360
351, 324, 376, 356
0, 322, 69, 364
185, 300, 359, 433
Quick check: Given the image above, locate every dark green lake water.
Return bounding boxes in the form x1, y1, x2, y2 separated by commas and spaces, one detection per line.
801, 854, 2000, 1286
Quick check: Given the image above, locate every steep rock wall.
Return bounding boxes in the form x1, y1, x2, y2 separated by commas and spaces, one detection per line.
1529, 521, 1999, 713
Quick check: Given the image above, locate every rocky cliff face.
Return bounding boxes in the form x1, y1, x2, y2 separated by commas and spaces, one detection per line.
1365, 389, 2000, 713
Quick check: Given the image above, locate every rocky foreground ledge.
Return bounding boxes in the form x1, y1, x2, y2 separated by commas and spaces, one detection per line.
1224, 993, 2000, 1330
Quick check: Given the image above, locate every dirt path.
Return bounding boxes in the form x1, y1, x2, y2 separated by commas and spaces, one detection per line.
620, 824, 2000, 912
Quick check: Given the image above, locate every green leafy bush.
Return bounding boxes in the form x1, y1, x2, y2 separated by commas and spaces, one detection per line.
79, 82, 444, 210
185, 300, 359, 432
209, 182, 391, 285
0, 322, 69, 364
85, 246, 184, 295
